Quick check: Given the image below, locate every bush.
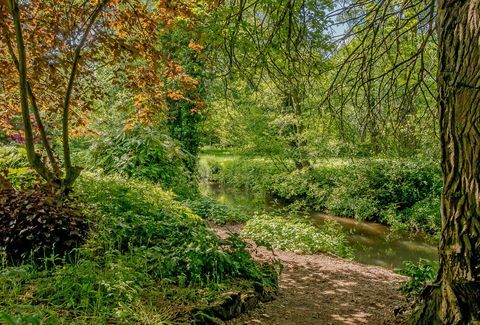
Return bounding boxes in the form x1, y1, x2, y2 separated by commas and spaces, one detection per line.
213, 158, 281, 193
76, 173, 275, 285
399, 195, 441, 235
269, 166, 340, 211
0, 183, 88, 264
184, 197, 250, 225
325, 159, 442, 222
203, 155, 443, 235
395, 259, 438, 298
241, 215, 353, 258
89, 127, 195, 198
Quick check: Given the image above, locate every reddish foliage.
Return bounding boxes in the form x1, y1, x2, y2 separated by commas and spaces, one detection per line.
0, 181, 88, 263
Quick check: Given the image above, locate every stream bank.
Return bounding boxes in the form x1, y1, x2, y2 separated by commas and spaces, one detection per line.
203, 182, 438, 270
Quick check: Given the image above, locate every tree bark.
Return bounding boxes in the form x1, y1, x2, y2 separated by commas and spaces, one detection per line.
1, 22, 59, 175
412, 1, 480, 323
7, 0, 55, 183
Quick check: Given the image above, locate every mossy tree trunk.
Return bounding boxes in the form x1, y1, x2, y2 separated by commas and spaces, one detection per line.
412, 1, 480, 323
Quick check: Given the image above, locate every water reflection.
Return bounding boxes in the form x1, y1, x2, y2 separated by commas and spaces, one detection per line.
201, 182, 438, 269
311, 213, 438, 269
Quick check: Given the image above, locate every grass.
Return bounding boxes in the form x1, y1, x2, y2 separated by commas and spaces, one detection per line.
0, 172, 277, 324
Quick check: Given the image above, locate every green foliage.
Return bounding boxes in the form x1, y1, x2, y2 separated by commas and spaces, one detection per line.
326, 159, 441, 218
0, 185, 88, 264
76, 173, 274, 285
88, 127, 195, 198
204, 157, 283, 193
270, 166, 341, 211
390, 195, 441, 237
396, 259, 439, 298
203, 155, 443, 235
0, 146, 36, 190
0, 146, 28, 169
2, 167, 37, 190
34, 252, 154, 319
242, 215, 353, 258
0, 173, 277, 323
185, 197, 250, 225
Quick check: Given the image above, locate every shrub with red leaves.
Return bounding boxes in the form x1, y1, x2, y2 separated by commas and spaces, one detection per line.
0, 178, 88, 263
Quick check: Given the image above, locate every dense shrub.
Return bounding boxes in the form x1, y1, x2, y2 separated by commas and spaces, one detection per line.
89, 127, 195, 198
213, 158, 281, 192
0, 183, 88, 263
388, 194, 441, 236
326, 159, 442, 223
184, 197, 250, 225
242, 215, 353, 257
269, 166, 341, 210
396, 259, 438, 298
76, 173, 275, 285
202, 155, 443, 235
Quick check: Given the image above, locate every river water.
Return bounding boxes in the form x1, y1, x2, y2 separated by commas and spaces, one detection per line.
202, 182, 438, 270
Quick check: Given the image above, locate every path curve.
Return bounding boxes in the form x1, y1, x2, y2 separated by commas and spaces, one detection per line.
213, 224, 407, 325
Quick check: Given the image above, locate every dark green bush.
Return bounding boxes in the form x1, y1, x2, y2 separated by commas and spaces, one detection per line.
0, 184, 88, 264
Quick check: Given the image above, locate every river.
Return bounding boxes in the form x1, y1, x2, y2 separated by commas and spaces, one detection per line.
202, 182, 438, 270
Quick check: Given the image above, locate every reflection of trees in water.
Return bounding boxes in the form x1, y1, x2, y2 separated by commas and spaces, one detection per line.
204, 182, 437, 269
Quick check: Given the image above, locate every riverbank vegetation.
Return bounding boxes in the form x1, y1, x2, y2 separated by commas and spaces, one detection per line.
2, 0, 480, 323
200, 154, 442, 239
1, 149, 277, 323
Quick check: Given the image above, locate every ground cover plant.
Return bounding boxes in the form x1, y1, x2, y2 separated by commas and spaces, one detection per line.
242, 215, 353, 258
0, 172, 277, 323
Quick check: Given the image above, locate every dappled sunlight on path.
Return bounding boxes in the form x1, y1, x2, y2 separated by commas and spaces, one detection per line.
213, 224, 406, 325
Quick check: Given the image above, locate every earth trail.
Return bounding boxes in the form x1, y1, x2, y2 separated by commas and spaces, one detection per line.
213, 224, 407, 325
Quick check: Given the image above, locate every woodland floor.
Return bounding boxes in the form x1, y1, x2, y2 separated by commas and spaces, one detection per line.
212, 224, 408, 325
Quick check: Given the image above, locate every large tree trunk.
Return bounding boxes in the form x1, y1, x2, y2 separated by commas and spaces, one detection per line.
412, 1, 480, 323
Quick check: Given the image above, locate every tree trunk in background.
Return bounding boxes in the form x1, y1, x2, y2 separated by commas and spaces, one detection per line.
412, 1, 480, 323
284, 88, 310, 170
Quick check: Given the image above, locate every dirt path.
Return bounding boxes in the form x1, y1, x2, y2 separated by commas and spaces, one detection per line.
213, 224, 408, 325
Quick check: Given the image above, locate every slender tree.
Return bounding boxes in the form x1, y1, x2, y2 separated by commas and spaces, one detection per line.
0, 0, 210, 193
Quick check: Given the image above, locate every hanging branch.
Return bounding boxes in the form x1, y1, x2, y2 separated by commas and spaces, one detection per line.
324, 0, 437, 144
